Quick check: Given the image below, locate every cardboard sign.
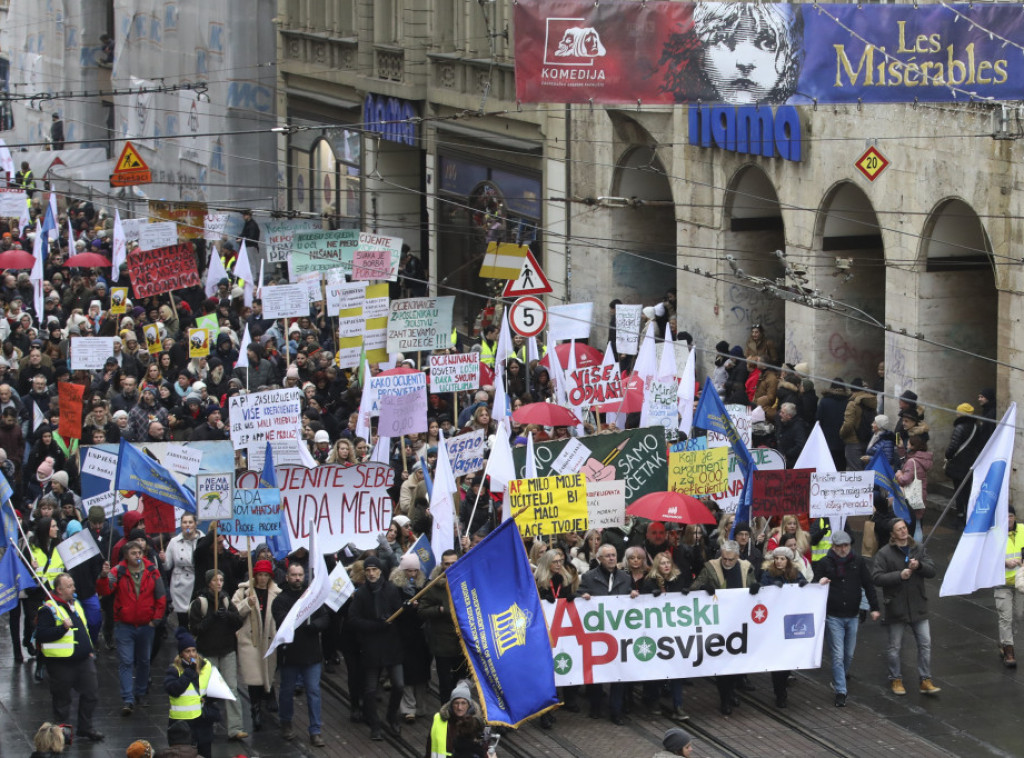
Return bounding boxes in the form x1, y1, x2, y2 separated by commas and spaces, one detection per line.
109, 287, 128, 315
709, 448, 786, 514
646, 378, 679, 432
809, 470, 875, 518
196, 472, 233, 521
57, 382, 85, 441
265, 219, 322, 264
82, 448, 119, 480
218, 488, 284, 536
429, 353, 480, 393
261, 283, 310, 320
137, 221, 178, 251
586, 480, 627, 529
82, 490, 121, 519
203, 212, 230, 242
708, 404, 752, 449
670, 437, 707, 452
120, 217, 142, 242
550, 438, 590, 475
70, 337, 115, 370
446, 430, 486, 477
354, 232, 402, 281
297, 271, 323, 303
235, 463, 395, 551
378, 387, 428, 437
386, 297, 455, 353
615, 304, 643, 356
149, 201, 207, 240
548, 302, 594, 342
566, 363, 622, 408
366, 370, 427, 416
751, 469, 814, 520
326, 276, 366, 314
188, 328, 210, 358
364, 283, 390, 363
511, 473, 588, 538
163, 444, 204, 477
514, 426, 667, 504
352, 247, 392, 281
290, 229, 360, 276
668, 447, 729, 496
229, 387, 303, 453
0, 188, 27, 215
127, 243, 200, 297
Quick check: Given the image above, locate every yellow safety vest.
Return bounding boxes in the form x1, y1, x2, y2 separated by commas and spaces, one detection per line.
29, 544, 65, 587
1006, 524, 1024, 586
810, 519, 832, 563
480, 340, 496, 367
428, 713, 450, 758
169, 660, 213, 720
39, 599, 88, 658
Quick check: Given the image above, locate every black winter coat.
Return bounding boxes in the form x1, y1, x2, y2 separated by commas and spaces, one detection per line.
419, 578, 462, 658
817, 389, 850, 453
270, 584, 329, 667
348, 578, 405, 667
944, 416, 981, 481
871, 541, 936, 624
188, 589, 244, 657
813, 550, 879, 618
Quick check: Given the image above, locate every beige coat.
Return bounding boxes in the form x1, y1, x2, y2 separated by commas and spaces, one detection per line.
231, 579, 281, 692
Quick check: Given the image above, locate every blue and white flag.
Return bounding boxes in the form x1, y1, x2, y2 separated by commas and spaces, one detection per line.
114, 440, 197, 513
865, 447, 911, 523
405, 533, 436, 578
261, 442, 292, 561
941, 403, 1017, 597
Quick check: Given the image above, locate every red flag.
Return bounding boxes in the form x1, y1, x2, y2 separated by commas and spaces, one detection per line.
141, 495, 177, 533
57, 382, 85, 440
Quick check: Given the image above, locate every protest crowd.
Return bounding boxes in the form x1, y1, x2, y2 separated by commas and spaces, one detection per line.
0, 191, 1016, 758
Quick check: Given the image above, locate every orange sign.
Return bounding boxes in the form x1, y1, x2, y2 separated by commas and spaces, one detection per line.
855, 146, 889, 182
110, 141, 152, 186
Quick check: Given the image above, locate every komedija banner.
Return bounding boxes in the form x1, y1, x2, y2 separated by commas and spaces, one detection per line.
544, 586, 826, 686
514, 1, 1024, 105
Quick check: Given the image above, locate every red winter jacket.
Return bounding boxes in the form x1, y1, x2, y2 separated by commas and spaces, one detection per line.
97, 557, 167, 626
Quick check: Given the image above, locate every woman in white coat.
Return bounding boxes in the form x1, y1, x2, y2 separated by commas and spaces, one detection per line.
159, 513, 203, 627
231, 559, 281, 732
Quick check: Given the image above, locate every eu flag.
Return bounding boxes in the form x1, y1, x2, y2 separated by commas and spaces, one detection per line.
114, 440, 197, 513
865, 448, 911, 522
261, 442, 291, 560
445, 517, 559, 726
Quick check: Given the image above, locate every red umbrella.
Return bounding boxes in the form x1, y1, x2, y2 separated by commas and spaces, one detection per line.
626, 491, 717, 524
64, 252, 112, 267
0, 249, 37, 270
593, 372, 644, 414
511, 402, 580, 427
540, 342, 603, 370
376, 366, 420, 376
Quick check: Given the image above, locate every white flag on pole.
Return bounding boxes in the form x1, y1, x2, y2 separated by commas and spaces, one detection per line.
940, 403, 1017, 597
430, 429, 459, 564
235, 324, 252, 369
56, 529, 100, 570
205, 247, 229, 297
233, 240, 255, 307
795, 422, 842, 530
265, 527, 330, 657
112, 210, 127, 272
324, 562, 355, 611
677, 344, 696, 436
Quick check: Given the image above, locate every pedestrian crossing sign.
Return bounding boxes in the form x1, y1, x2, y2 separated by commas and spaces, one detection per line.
502, 248, 552, 297
110, 141, 152, 186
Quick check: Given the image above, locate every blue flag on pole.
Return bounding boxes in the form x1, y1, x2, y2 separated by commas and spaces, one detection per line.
0, 544, 34, 614
692, 378, 754, 474
420, 454, 434, 498
114, 440, 197, 513
865, 448, 911, 522
405, 533, 436, 578
732, 466, 757, 538
261, 442, 292, 560
445, 517, 559, 726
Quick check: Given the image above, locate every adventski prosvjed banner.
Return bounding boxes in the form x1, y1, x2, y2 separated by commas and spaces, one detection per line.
514, 1, 1024, 104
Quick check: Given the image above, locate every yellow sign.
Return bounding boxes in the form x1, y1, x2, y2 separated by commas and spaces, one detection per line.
188, 328, 210, 358
510, 473, 588, 538
669, 447, 729, 496
110, 141, 152, 187
855, 146, 890, 182
364, 282, 390, 364
109, 287, 128, 315
479, 242, 528, 280
143, 323, 162, 355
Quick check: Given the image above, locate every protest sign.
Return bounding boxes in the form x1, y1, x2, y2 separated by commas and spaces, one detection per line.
510, 473, 588, 538
708, 405, 752, 449
545, 586, 827, 686
0, 188, 27, 215
354, 232, 402, 281
149, 201, 207, 240
386, 297, 455, 353
290, 229, 360, 277
668, 447, 729, 497
586, 480, 626, 529
261, 283, 310, 319
235, 463, 394, 552
809, 470, 875, 518
515, 427, 667, 505
82, 448, 118, 480
429, 353, 479, 393
127, 244, 200, 297
137, 221, 178, 251
709, 448, 785, 513
204, 212, 229, 241
163, 444, 204, 477
548, 302, 594, 342
566, 363, 622, 408
265, 219, 322, 264
550, 438, 590, 475
326, 276, 366, 315
143, 323, 162, 354
378, 387, 428, 437
363, 283, 390, 363
110, 287, 128, 315
56, 529, 101, 571
196, 472, 233, 521
615, 304, 643, 356
57, 383, 85, 441
445, 430, 485, 477
229, 387, 303, 457
188, 328, 210, 358
751, 469, 813, 520
70, 337, 114, 370
366, 370, 427, 415
670, 437, 707, 452
219, 488, 284, 536
646, 378, 680, 432
297, 271, 323, 303
142, 495, 178, 533
325, 563, 355, 611
196, 313, 219, 341
352, 247, 392, 281
82, 490, 121, 519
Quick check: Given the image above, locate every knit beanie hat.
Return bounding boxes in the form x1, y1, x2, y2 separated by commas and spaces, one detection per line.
175, 626, 197, 654
873, 414, 891, 431
957, 402, 975, 415
253, 559, 273, 576
398, 552, 420, 571
65, 520, 83, 537
52, 470, 69, 488
450, 681, 473, 705
363, 555, 383, 571
36, 456, 55, 482
125, 741, 154, 758
662, 728, 693, 752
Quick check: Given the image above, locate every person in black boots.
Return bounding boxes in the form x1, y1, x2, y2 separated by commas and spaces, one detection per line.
230, 558, 281, 732
164, 627, 217, 758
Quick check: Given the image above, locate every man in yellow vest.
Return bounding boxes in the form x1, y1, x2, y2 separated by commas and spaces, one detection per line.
479, 325, 498, 368
996, 505, 1024, 668
35, 572, 105, 742
164, 627, 217, 758
426, 681, 489, 758
810, 517, 833, 563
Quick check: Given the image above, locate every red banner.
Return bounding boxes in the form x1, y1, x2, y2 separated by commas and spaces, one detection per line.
751, 468, 812, 520
127, 243, 200, 297
57, 382, 85, 441
141, 494, 177, 534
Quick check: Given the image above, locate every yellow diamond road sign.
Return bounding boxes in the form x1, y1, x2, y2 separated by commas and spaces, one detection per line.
855, 146, 889, 182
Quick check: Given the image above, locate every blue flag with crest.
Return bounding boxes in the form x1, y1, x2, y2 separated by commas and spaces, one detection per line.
114, 440, 197, 513
865, 447, 911, 523
261, 442, 292, 561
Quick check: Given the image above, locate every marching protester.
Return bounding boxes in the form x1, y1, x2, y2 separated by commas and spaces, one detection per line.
231, 558, 281, 731
161, 514, 203, 629
163, 628, 217, 758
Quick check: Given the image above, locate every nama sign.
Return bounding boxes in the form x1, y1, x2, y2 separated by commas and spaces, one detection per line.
689, 105, 802, 162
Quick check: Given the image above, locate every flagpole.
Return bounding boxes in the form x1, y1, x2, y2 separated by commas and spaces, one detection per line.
922, 474, 973, 547
5, 499, 57, 604
464, 452, 495, 536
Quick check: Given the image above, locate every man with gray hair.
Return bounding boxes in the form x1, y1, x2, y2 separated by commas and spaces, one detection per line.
692, 540, 760, 715
776, 400, 809, 467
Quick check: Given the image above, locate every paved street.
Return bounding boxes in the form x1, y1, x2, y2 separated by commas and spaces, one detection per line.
3, 510, 1022, 757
